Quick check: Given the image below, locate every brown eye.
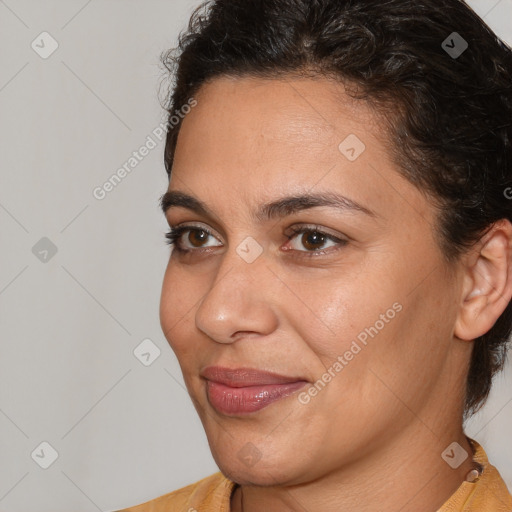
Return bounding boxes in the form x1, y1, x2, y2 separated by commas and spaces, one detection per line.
285, 226, 347, 255
301, 231, 328, 251
165, 225, 222, 252
188, 229, 210, 247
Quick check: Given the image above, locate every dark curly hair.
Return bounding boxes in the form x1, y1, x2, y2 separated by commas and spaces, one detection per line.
160, 0, 512, 417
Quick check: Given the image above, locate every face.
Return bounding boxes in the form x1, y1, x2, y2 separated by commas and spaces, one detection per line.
159, 76, 465, 486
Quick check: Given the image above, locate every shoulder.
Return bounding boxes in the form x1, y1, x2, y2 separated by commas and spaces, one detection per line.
115, 472, 236, 512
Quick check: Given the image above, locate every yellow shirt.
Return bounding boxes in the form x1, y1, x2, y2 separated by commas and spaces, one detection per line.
117, 440, 512, 511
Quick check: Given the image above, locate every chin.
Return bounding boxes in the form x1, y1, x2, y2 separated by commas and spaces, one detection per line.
209, 436, 315, 487
217, 458, 301, 487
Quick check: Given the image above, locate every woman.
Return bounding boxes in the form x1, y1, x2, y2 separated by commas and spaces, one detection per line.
118, 0, 512, 510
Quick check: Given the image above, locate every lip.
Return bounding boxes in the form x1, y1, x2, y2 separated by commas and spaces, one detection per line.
201, 366, 308, 415
201, 366, 306, 386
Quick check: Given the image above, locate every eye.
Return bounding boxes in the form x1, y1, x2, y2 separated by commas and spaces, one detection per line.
165, 224, 222, 253
284, 225, 347, 254
165, 223, 347, 256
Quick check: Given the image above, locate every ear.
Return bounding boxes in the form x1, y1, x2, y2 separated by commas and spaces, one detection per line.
454, 219, 512, 341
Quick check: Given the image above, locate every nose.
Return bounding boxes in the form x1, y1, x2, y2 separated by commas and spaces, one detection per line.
194, 248, 279, 344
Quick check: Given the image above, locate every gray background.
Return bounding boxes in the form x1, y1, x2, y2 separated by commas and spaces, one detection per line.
0, 1, 511, 511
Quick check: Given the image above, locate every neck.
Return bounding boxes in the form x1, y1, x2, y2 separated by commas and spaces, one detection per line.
230, 421, 476, 512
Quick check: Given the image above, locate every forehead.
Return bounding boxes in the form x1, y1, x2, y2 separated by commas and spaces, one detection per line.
179, 75, 377, 152
169, 75, 431, 225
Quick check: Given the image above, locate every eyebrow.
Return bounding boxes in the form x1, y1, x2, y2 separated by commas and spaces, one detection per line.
160, 190, 377, 221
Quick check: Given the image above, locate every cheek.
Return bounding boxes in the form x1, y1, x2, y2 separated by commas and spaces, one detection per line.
284, 265, 400, 363
159, 263, 202, 353
286, 255, 444, 411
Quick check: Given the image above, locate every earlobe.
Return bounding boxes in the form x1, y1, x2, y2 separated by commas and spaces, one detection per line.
454, 219, 512, 342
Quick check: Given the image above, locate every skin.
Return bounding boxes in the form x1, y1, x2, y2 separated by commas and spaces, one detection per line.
159, 75, 512, 512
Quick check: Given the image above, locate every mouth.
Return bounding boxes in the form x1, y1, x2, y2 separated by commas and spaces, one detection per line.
201, 366, 308, 415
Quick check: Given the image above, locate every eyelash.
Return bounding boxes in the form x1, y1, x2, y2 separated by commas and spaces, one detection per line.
164, 224, 348, 258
